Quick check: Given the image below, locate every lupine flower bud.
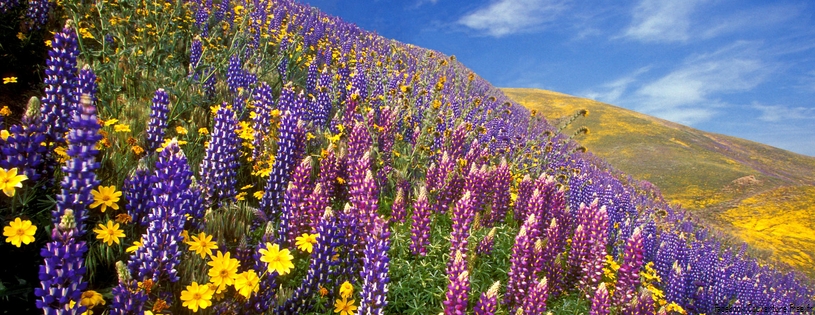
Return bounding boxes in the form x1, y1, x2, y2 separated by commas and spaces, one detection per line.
410, 186, 432, 256
474, 281, 500, 315
146, 89, 170, 152
589, 283, 610, 315
359, 217, 391, 315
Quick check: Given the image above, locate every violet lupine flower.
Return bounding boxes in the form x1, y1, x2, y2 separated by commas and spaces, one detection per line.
40, 21, 79, 146
306, 62, 318, 95
520, 277, 549, 314
348, 153, 378, 233
359, 217, 391, 315
666, 261, 687, 307
513, 175, 533, 222
189, 37, 203, 77
570, 200, 609, 298
1, 101, 47, 182
483, 158, 510, 227
276, 208, 340, 314
474, 281, 500, 315
25, 0, 51, 30
450, 191, 476, 258
505, 214, 541, 312
540, 218, 565, 298
199, 104, 240, 207
1, 0, 21, 14
124, 162, 154, 227
410, 186, 432, 256
227, 54, 243, 94
53, 94, 101, 232
279, 157, 314, 245
390, 186, 407, 224
614, 227, 644, 306
476, 227, 497, 256
76, 65, 98, 104
313, 80, 332, 127
589, 283, 611, 315
307, 146, 338, 231
109, 277, 148, 315
146, 89, 170, 152
128, 140, 190, 284
444, 250, 469, 315
260, 111, 305, 221
463, 164, 489, 214
35, 210, 89, 314
252, 82, 274, 161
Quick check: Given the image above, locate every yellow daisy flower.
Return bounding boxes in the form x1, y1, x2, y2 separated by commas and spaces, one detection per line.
334, 297, 357, 315
259, 242, 294, 275
295, 233, 319, 253
185, 232, 218, 258
234, 270, 260, 298
180, 282, 213, 313
0, 167, 28, 197
93, 220, 125, 246
89, 185, 122, 213
208, 251, 240, 293
3, 217, 36, 247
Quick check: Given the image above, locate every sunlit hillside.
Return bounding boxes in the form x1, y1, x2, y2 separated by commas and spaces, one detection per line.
504, 88, 815, 277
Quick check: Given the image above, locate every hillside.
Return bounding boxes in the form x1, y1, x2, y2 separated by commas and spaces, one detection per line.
504, 87, 815, 275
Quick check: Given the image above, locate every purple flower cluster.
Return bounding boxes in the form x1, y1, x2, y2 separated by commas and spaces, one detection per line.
359, 217, 391, 315
200, 104, 240, 207
146, 89, 170, 152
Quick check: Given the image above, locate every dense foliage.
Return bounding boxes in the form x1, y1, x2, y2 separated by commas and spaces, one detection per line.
1, 0, 813, 314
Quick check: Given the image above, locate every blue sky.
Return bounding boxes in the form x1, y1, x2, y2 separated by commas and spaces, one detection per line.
303, 0, 815, 156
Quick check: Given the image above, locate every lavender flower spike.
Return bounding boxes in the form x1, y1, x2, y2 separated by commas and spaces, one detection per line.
614, 227, 644, 306
146, 89, 170, 152
520, 277, 549, 314
590, 283, 610, 315
410, 186, 432, 256
474, 281, 500, 315
444, 250, 469, 315
359, 217, 391, 315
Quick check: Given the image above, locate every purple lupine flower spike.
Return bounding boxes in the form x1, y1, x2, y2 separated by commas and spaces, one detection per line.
590, 283, 611, 315
279, 157, 314, 245
390, 186, 407, 224
476, 227, 497, 256
25, 0, 51, 30
76, 65, 98, 104
410, 186, 432, 256
520, 277, 549, 314
260, 111, 305, 221
53, 94, 101, 232
128, 140, 190, 285
359, 217, 391, 315
200, 104, 240, 207
275, 208, 340, 314
35, 210, 89, 314
444, 250, 469, 315
484, 158, 510, 227
41, 21, 79, 146
615, 227, 644, 306
474, 281, 500, 315
450, 191, 476, 257
506, 214, 540, 312
124, 161, 154, 227
1, 98, 47, 182
146, 89, 170, 152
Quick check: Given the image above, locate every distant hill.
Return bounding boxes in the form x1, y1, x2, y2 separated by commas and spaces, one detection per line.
504, 88, 815, 276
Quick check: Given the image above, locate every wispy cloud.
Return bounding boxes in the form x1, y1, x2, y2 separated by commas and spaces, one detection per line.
583, 67, 650, 104
621, 0, 801, 43
621, 0, 704, 43
583, 42, 776, 125
753, 103, 815, 122
457, 0, 568, 37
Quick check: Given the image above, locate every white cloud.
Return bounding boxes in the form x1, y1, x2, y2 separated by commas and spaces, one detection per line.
584, 42, 776, 126
458, 0, 568, 37
622, 0, 704, 43
583, 67, 650, 104
753, 103, 815, 122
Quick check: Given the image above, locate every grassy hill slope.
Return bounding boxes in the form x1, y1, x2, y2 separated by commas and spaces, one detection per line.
503, 88, 815, 276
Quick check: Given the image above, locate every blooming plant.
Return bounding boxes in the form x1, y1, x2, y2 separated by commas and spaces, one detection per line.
0, 0, 812, 314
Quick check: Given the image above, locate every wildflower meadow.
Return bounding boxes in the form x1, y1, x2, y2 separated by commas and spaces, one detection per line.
0, 0, 813, 314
